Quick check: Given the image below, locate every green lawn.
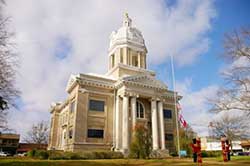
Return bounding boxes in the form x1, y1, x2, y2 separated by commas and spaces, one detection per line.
0, 156, 250, 166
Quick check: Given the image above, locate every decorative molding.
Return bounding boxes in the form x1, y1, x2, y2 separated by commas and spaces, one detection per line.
77, 74, 115, 89
149, 97, 162, 102
79, 88, 114, 96
124, 91, 139, 97
109, 41, 146, 55
106, 63, 155, 77
115, 74, 168, 91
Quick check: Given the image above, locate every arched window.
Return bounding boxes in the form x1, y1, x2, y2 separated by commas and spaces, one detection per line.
136, 101, 145, 119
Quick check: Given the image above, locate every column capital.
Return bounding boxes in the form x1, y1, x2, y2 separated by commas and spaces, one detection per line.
122, 91, 139, 98
156, 96, 164, 101
158, 100, 163, 105
78, 88, 88, 93
150, 97, 157, 101
120, 92, 129, 98
130, 93, 139, 98
150, 96, 162, 102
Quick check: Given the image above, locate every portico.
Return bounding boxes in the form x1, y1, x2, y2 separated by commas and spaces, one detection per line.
114, 86, 169, 153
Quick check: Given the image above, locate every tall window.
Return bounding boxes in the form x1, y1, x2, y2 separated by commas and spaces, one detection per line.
163, 109, 172, 119
70, 101, 76, 113
89, 100, 105, 112
87, 129, 104, 138
165, 133, 173, 141
136, 101, 144, 118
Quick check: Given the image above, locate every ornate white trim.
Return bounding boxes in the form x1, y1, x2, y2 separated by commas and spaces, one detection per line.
106, 63, 155, 77
73, 73, 116, 89
109, 40, 147, 55
115, 74, 168, 90
78, 88, 114, 96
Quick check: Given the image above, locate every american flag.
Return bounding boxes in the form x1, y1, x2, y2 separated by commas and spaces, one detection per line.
177, 102, 188, 128
179, 114, 188, 128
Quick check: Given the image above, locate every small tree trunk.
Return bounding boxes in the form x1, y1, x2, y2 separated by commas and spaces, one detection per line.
230, 140, 233, 154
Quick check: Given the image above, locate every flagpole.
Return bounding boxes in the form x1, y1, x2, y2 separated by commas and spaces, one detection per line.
170, 54, 181, 158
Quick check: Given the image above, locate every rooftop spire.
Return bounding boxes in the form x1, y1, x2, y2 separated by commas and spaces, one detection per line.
123, 12, 132, 27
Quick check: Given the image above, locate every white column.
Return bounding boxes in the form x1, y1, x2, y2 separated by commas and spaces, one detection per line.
122, 95, 129, 151
115, 96, 121, 150
151, 99, 159, 150
123, 47, 128, 65
131, 97, 137, 129
141, 55, 145, 68
158, 101, 165, 150
137, 52, 141, 67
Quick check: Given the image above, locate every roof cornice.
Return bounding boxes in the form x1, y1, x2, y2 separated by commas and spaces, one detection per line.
106, 63, 155, 77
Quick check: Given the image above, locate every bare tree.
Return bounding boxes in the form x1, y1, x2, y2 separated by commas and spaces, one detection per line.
24, 121, 49, 145
210, 114, 250, 150
0, 1, 20, 131
210, 28, 250, 117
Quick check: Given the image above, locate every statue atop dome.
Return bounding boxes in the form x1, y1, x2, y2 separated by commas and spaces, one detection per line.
123, 12, 132, 27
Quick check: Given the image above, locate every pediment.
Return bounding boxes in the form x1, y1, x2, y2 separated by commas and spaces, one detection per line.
121, 74, 168, 90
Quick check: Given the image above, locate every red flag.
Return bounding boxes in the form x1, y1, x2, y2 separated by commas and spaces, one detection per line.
176, 102, 188, 128
179, 114, 188, 128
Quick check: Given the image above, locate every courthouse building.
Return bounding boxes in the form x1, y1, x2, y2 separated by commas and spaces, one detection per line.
48, 14, 181, 154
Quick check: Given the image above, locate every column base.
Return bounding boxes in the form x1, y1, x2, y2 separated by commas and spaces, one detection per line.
114, 148, 129, 156
121, 148, 129, 157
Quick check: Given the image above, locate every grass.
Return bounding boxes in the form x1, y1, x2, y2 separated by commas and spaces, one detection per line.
0, 156, 250, 166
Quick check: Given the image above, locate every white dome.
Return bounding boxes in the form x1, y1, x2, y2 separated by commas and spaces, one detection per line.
109, 14, 147, 52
